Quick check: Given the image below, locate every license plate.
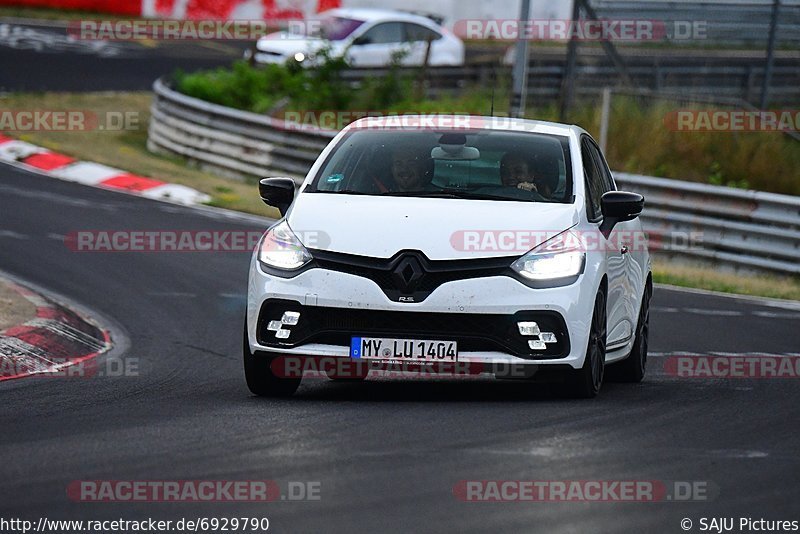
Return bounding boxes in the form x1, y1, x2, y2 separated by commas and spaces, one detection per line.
351, 337, 458, 362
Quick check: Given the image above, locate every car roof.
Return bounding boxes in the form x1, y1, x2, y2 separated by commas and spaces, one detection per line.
322, 7, 441, 27
344, 115, 587, 138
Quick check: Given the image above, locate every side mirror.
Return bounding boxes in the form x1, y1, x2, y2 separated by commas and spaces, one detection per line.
599, 191, 644, 238
351, 36, 370, 46
259, 177, 295, 216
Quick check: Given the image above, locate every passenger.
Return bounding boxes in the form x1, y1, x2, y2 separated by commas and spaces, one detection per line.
500, 152, 560, 200
529, 155, 561, 200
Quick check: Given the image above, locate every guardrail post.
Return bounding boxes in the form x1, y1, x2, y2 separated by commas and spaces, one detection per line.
760, 0, 780, 109
599, 87, 612, 153
745, 66, 756, 103
509, 0, 531, 118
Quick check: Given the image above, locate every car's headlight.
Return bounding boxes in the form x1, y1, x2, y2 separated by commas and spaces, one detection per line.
510, 230, 585, 282
258, 220, 312, 270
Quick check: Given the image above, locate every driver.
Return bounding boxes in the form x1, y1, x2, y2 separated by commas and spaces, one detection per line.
500, 152, 537, 192
367, 147, 433, 193
390, 148, 433, 192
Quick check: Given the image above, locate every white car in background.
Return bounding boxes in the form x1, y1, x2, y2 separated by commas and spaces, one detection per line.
245, 116, 652, 399
246, 8, 465, 67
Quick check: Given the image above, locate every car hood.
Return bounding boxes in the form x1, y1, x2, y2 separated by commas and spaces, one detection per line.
256, 33, 335, 56
286, 194, 579, 260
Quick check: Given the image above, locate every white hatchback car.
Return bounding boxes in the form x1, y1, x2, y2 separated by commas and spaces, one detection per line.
247, 8, 465, 67
245, 116, 652, 398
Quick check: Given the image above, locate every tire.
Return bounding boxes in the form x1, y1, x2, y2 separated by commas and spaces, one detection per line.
243, 322, 300, 397
607, 280, 652, 383
564, 288, 607, 398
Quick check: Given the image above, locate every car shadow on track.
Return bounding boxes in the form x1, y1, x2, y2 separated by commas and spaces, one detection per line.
260, 377, 651, 403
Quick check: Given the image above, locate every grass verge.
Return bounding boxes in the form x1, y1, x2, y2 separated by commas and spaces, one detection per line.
0, 91, 279, 218
653, 262, 800, 301
0, 279, 35, 332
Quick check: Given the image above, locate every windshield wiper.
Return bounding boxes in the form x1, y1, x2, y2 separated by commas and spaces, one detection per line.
307, 188, 536, 201
307, 189, 370, 195
383, 189, 533, 202
380, 190, 461, 198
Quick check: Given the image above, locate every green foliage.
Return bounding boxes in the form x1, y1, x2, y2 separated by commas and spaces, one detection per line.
177, 51, 365, 115
359, 50, 411, 109
566, 96, 800, 196
176, 60, 800, 197
175, 61, 288, 113
285, 48, 354, 111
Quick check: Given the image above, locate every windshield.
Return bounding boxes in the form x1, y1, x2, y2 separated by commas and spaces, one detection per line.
292, 16, 365, 41
307, 129, 573, 203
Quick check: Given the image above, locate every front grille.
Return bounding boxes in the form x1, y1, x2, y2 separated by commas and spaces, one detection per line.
310, 249, 516, 303
258, 299, 570, 359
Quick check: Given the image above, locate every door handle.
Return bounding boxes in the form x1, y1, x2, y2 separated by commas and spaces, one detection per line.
620, 245, 629, 255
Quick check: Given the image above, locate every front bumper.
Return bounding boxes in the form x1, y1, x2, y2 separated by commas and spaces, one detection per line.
246, 50, 288, 64
247, 258, 597, 370
257, 299, 570, 359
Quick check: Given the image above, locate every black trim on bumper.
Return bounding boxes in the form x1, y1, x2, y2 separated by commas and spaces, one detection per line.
257, 299, 571, 359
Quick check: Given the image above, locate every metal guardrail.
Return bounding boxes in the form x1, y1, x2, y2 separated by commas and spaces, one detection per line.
339, 62, 800, 105
592, 0, 800, 45
148, 78, 800, 276
614, 173, 800, 275
148, 78, 334, 180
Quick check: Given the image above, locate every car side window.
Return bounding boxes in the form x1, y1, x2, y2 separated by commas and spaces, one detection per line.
357, 22, 404, 45
404, 23, 441, 43
581, 139, 603, 221
586, 139, 616, 193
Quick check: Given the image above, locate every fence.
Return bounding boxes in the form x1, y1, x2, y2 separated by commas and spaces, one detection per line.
337, 60, 800, 105
148, 78, 800, 275
592, 0, 800, 46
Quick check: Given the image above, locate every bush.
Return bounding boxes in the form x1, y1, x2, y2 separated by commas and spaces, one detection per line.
175, 61, 292, 113
174, 60, 800, 197
177, 51, 395, 115
566, 97, 800, 196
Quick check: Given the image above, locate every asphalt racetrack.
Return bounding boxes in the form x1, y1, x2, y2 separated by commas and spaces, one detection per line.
2, 164, 799, 532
